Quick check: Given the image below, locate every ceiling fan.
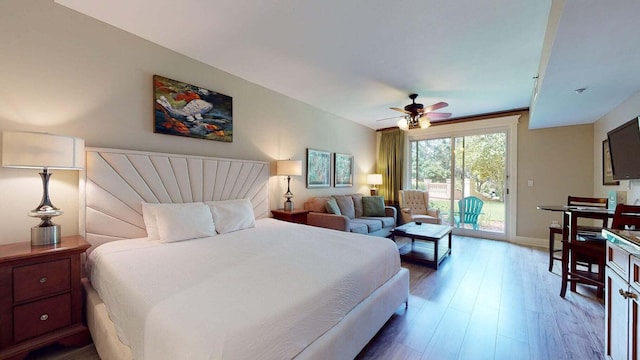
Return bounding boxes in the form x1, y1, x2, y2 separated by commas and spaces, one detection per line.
382, 94, 452, 130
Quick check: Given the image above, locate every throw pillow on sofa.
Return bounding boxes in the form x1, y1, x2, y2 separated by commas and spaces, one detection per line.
362, 196, 386, 217
325, 198, 342, 215
334, 195, 356, 218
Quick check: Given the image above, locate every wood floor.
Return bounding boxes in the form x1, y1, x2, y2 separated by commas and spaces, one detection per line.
26, 235, 605, 360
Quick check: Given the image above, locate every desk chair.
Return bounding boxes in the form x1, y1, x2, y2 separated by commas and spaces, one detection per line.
549, 196, 608, 272
559, 197, 610, 298
611, 204, 640, 229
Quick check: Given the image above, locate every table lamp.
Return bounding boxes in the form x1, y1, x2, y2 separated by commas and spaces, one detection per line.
367, 174, 383, 195
2, 131, 85, 246
277, 160, 302, 211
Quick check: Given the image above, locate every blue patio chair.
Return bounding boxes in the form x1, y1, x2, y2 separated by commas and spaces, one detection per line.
454, 196, 484, 230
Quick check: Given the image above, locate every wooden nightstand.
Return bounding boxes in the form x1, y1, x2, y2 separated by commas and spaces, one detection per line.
271, 209, 310, 224
0, 236, 91, 360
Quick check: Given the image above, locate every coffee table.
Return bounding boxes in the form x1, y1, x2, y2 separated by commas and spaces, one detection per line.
390, 222, 453, 270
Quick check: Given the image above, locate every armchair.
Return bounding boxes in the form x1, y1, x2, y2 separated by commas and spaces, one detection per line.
398, 190, 441, 225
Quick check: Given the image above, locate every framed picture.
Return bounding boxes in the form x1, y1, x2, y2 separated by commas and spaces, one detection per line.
153, 75, 233, 142
603, 139, 619, 185
306, 148, 331, 188
334, 153, 354, 187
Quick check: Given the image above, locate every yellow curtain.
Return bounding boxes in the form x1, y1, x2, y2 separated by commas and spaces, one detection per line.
377, 129, 405, 204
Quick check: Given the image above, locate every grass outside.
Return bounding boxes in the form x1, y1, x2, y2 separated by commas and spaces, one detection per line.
430, 198, 505, 231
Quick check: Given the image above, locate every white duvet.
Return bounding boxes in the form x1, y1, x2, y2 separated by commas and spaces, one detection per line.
88, 218, 401, 360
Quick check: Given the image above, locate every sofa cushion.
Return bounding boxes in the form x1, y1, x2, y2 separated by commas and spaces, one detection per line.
361, 216, 395, 228
349, 222, 368, 234
334, 195, 355, 219
306, 196, 332, 213
325, 198, 341, 215
362, 196, 386, 217
351, 218, 383, 233
351, 194, 364, 218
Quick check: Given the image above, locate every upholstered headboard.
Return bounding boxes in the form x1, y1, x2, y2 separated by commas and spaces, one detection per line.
80, 147, 269, 249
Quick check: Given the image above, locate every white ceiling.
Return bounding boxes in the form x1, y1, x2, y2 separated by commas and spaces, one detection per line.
55, 0, 640, 130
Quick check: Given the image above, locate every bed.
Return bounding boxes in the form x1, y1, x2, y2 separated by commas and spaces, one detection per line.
80, 147, 409, 360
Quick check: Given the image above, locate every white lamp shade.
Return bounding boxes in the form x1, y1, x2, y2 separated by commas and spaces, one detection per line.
367, 173, 383, 185
2, 131, 85, 170
277, 160, 302, 176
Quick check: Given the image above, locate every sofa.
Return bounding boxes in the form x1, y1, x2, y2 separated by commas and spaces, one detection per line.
304, 194, 397, 237
398, 189, 442, 225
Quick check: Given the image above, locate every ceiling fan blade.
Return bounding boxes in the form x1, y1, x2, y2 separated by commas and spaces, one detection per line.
423, 102, 449, 112
424, 112, 452, 119
376, 115, 403, 122
390, 107, 410, 114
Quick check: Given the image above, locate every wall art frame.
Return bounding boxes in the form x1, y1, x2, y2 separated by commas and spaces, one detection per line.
334, 153, 354, 187
306, 148, 331, 188
153, 75, 233, 142
603, 139, 619, 185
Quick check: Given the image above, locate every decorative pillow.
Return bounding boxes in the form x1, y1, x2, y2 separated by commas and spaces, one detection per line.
362, 196, 386, 217
154, 203, 216, 242
325, 198, 342, 215
142, 202, 212, 240
334, 195, 356, 219
351, 194, 364, 218
207, 198, 256, 234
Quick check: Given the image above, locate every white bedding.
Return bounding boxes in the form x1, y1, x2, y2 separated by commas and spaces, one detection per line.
88, 218, 401, 360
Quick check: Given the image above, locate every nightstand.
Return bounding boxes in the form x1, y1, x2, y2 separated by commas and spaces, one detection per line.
0, 236, 91, 360
271, 209, 310, 224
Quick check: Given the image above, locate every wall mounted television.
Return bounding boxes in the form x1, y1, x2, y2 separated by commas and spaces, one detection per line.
607, 116, 640, 180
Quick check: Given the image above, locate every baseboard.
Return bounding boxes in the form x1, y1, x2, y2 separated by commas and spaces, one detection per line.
507, 235, 547, 249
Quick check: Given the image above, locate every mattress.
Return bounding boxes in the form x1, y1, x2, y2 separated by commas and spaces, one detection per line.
87, 218, 401, 360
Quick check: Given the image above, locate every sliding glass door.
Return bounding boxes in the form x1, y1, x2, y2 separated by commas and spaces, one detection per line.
410, 130, 508, 237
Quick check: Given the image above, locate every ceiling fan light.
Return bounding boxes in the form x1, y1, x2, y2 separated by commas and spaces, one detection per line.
419, 118, 431, 129
397, 119, 409, 131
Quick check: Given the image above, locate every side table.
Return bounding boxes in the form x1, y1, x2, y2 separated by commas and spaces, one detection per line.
271, 209, 310, 224
0, 236, 91, 360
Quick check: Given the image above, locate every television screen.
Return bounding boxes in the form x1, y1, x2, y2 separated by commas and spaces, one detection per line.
607, 117, 640, 180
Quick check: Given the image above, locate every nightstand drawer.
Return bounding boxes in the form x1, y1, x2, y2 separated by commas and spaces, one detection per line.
13, 293, 71, 343
13, 259, 71, 302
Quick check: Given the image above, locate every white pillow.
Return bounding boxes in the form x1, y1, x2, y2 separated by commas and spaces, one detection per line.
141, 202, 162, 239
207, 199, 255, 234
142, 202, 215, 240
154, 203, 216, 242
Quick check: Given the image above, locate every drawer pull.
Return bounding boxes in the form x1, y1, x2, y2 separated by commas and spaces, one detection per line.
39, 314, 49, 321
39, 276, 48, 283
619, 289, 638, 300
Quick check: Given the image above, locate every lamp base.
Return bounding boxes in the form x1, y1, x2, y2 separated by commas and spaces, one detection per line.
284, 200, 294, 211
370, 188, 379, 196
31, 224, 61, 246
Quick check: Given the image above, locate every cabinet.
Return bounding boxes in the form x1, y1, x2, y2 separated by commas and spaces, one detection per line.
271, 209, 310, 224
604, 230, 640, 360
0, 236, 91, 360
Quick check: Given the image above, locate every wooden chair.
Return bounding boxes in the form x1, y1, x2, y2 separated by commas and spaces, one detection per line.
611, 204, 640, 230
549, 196, 608, 272
559, 196, 610, 298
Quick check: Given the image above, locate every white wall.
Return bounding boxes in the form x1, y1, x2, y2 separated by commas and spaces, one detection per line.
593, 90, 640, 204
0, 0, 376, 245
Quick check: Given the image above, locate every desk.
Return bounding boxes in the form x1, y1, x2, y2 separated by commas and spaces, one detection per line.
538, 205, 614, 297
537, 205, 614, 241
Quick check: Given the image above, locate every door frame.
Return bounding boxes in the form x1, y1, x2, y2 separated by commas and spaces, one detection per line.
405, 115, 520, 241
